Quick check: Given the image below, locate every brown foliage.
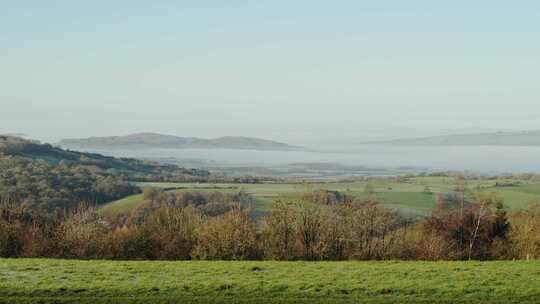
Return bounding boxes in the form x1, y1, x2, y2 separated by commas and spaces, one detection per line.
344, 201, 402, 260
144, 205, 202, 259
423, 193, 510, 260
193, 204, 259, 260
0, 193, 527, 262
59, 205, 105, 258
507, 205, 540, 259
262, 201, 300, 260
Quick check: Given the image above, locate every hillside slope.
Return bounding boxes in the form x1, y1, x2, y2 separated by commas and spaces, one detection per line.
0, 135, 210, 181
0, 135, 211, 214
58, 133, 300, 150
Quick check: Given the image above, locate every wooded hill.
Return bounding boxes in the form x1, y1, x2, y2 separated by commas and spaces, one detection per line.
0, 135, 210, 181
0, 136, 210, 215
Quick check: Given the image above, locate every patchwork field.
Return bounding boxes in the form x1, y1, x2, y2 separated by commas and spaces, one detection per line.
100, 176, 540, 217
1, 259, 539, 303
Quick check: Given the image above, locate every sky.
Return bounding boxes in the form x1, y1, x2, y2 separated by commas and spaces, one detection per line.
1, 1, 540, 143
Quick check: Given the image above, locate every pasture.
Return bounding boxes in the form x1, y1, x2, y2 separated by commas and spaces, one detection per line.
1, 259, 539, 303
100, 176, 540, 217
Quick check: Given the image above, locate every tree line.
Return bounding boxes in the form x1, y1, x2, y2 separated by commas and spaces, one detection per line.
2, 188, 540, 261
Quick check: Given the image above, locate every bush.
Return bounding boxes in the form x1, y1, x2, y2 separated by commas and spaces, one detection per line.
104, 227, 158, 260
193, 205, 259, 260
0, 220, 24, 257
507, 205, 540, 259
345, 201, 401, 260
262, 201, 300, 260
144, 205, 202, 260
423, 193, 510, 260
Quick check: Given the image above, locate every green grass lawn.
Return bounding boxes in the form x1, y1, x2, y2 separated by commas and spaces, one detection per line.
99, 193, 144, 216
101, 177, 540, 217
1, 259, 539, 303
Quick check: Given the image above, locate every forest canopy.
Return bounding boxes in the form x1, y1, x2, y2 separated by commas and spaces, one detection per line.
0, 136, 211, 215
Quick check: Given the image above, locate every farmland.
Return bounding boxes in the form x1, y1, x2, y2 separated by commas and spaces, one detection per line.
1, 259, 539, 303
100, 176, 540, 217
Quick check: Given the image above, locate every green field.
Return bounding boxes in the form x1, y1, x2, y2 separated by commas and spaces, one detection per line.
1, 259, 539, 303
99, 193, 144, 217
100, 177, 540, 217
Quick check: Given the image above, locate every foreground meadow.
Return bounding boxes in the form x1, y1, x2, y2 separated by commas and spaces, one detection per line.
1, 259, 539, 303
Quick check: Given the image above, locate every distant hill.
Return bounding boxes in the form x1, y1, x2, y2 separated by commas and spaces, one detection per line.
370, 130, 540, 146
0, 132, 28, 138
58, 133, 301, 151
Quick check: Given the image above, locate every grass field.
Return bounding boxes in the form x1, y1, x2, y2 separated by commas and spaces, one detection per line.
100, 177, 540, 217
1, 259, 539, 303
99, 194, 144, 217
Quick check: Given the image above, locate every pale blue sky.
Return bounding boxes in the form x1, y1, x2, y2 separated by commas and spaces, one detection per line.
2, 1, 540, 142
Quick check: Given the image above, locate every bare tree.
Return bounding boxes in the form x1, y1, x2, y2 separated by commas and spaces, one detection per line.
468, 200, 488, 260
262, 201, 298, 260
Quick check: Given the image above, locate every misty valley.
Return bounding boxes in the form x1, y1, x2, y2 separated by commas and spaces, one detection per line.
77, 145, 540, 178
3, 1, 540, 303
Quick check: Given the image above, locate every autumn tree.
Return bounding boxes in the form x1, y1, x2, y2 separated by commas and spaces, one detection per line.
424, 193, 510, 260
144, 205, 203, 259
507, 205, 540, 259
262, 201, 299, 260
345, 200, 401, 259
193, 204, 259, 260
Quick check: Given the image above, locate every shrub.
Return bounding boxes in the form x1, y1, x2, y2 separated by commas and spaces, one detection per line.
193, 205, 259, 260
507, 205, 540, 259
144, 205, 202, 260
262, 201, 300, 260
345, 201, 401, 260
58, 205, 105, 258
0, 220, 24, 257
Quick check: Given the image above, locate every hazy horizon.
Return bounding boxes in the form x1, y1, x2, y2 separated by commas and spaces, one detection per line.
2, 127, 532, 148
2, 1, 539, 144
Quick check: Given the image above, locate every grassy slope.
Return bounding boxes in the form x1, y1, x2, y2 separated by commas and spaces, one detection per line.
1, 259, 539, 303
101, 177, 540, 217
98, 194, 144, 216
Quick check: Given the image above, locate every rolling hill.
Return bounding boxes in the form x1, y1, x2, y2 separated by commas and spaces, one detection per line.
58, 133, 301, 151
0, 135, 214, 214
371, 130, 540, 146
0, 135, 210, 181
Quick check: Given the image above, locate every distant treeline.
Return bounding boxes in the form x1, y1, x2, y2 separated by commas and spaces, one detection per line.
2, 189, 539, 261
